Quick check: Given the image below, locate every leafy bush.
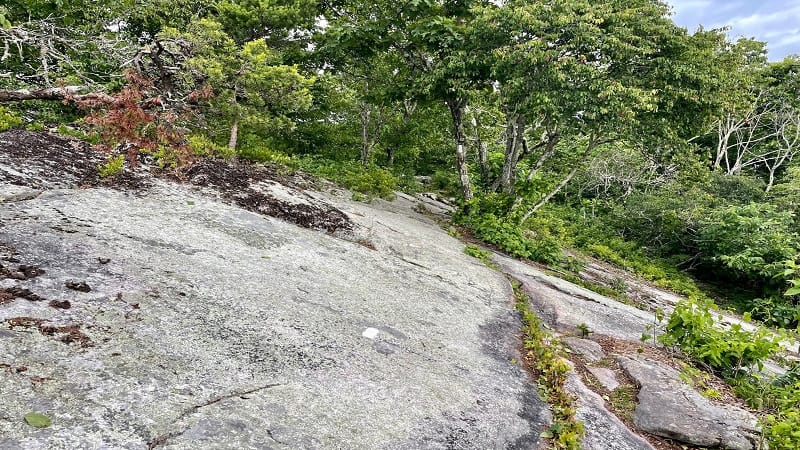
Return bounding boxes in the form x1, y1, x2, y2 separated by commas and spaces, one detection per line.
300, 158, 399, 200
461, 212, 563, 264
464, 244, 495, 268
763, 409, 800, 450
697, 203, 799, 284
98, 154, 125, 178
750, 296, 800, 330
659, 298, 782, 373
188, 134, 236, 159
0, 106, 23, 131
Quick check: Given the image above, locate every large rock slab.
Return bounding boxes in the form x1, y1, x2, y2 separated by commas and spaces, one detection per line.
492, 254, 654, 342
0, 179, 550, 449
619, 355, 759, 450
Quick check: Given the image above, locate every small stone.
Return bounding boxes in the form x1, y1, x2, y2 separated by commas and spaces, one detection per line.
361, 327, 379, 339
65, 280, 91, 292
587, 366, 619, 391
562, 337, 605, 363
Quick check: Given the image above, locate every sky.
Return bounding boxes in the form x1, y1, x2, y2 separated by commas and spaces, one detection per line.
668, 1, 800, 61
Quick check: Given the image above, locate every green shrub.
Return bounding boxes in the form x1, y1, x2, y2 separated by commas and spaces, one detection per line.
697, 203, 799, 284
749, 296, 800, 331
300, 158, 399, 200
98, 154, 125, 178
0, 106, 22, 131
188, 134, 236, 159
464, 244, 495, 268
659, 298, 782, 373
763, 409, 800, 450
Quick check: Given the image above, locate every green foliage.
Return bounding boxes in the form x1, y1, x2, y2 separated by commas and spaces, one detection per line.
750, 296, 800, 331
0, 106, 22, 131
697, 203, 799, 283
300, 158, 399, 200
97, 154, 124, 178
463, 244, 495, 268
187, 135, 235, 159
55, 124, 100, 144
454, 195, 563, 264
512, 279, 584, 449
659, 297, 782, 373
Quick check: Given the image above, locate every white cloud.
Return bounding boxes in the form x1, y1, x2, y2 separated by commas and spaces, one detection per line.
668, 1, 800, 60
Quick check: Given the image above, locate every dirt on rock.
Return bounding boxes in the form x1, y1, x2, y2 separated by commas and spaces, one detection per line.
177, 158, 354, 234
5, 316, 92, 347
0, 130, 353, 234
0, 129, 101, 188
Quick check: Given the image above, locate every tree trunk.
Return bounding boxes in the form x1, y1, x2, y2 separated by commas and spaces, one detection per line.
0, 86, 113, 103
447, 97, 473, 201
527, 133, 560, 181
360, 104, 371, 165
520, 133, 599, 223
469, 111, 490, 186
498, 112, 525, 194
228, 121, 239, 150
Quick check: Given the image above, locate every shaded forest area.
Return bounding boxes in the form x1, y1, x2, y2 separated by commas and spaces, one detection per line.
1, 1, 799, 447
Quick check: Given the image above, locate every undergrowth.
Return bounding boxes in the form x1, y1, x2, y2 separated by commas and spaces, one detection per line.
511, 278, 584, 449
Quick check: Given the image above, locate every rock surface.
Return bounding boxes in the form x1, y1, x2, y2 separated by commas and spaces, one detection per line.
619, 355, 759, 450
0, 137, 550, 448
563, 372, 653, 450
562, 337, 605, 363
492, 254, 654, 342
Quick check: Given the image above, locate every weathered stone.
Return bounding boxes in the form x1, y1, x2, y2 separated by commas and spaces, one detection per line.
564, 372, 654, 450
493, 254, 654, 342
619, 355, 759, 450
587, 366, 620, 391
0, 178, 550, 448
562, 337, 606, 363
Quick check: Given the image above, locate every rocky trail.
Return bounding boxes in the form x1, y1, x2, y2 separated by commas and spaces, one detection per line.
0, 130, 796, 449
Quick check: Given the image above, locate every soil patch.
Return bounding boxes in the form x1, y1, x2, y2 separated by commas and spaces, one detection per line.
1, 130, 352, 234
177, 159, 353, 234
0, 287, 46, 304
0, 129, 149, 190
5, 316, 92, 347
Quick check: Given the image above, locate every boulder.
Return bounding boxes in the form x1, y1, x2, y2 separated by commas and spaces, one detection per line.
619, 355, 759, 450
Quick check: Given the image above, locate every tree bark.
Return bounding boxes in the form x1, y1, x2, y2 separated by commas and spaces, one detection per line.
498, 112, 525, 194
0, 86, 113, 103
228, 121, 239, 150
447, 97, 473, 201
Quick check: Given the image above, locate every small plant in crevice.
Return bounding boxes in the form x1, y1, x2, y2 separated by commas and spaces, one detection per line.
464, 244, 496, 269
640, 307, 665, 345
511, 277, 584, 449
576, 323, 591, 338
98, 154, 125, 178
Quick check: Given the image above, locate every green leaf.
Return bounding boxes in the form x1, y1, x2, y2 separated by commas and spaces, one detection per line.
24, 412, 52, 428
785, 286, 800, 296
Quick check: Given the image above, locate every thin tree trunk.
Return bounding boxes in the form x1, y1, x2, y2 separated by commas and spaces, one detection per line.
447, 97, 473, 202
527, 133, 560, 181
521, 166, 579, 223
470, 113, 490, 186
520, 133, 598, 223
498, 112, 525, 194
228, 121, 239, 150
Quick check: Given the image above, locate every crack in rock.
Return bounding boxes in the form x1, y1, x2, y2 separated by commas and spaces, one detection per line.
146, 383, 283, 449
